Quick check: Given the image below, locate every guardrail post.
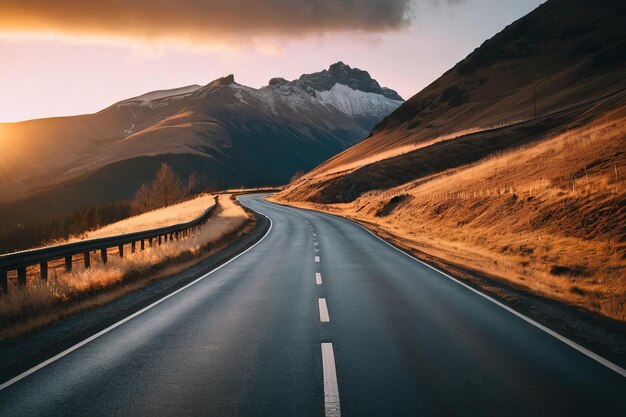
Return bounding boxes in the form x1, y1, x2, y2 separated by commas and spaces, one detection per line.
17, 266, 26, 287
65, 255, 73, 272
0, 269, 7, 294
131, 241, 136, 253
119, 245, 124, 258
40, 262, 48, 282
140, 239, 145, 250
101, 248, 108, 263
84, 252, 91, 269
158, 235, 162, 245
164, 234, 168, 242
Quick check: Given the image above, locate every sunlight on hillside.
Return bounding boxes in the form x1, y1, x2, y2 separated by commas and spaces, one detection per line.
0, 195, 251, 336
75, 193, 215, 241
276, 108, 626, 320
0, 124, 21, 170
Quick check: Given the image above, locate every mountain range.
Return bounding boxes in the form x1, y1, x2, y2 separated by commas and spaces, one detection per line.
0, 62, 402, 224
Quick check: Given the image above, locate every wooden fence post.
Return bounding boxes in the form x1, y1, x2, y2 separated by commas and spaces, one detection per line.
18, 266, 27, 287
65, 255, 73, 272
40, 262, 48, 282
0, 269, 7, 294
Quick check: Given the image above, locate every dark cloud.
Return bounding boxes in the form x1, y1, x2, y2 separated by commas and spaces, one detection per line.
0, 0, 421, 44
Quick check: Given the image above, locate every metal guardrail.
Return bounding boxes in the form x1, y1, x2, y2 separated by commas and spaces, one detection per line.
0, 196, 218, 294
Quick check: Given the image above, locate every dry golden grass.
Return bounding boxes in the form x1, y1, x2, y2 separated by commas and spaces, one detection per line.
0, 195, 251, 333
275, 108, 626, 321
317, 121, 533, 177
65, 194, 215, 242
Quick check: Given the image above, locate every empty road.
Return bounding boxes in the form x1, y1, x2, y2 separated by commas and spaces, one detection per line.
1, 194, 625, 416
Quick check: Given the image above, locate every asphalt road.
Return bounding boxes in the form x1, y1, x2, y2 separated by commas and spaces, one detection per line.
1, 194, 625, 416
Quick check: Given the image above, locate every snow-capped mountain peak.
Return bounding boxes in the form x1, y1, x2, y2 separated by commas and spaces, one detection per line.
264, 62, 404, 130
316, 83, 403, 119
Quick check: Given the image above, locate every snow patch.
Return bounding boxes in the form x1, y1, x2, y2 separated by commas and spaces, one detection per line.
118, 85, 201, 106
315, 83, 403, 118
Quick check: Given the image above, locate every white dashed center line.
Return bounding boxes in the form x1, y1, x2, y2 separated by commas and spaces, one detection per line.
321, 343, 341, 417
316, 272, 323, 285
318, 298, 330, 322
315, 256, 320, 263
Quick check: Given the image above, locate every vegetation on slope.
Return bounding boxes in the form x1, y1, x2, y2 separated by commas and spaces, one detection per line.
0, 194, 252, 337
0, 163, 196, 254
317, 0, 626, 172
274, 0, 626, 320
275, 109, 626, 320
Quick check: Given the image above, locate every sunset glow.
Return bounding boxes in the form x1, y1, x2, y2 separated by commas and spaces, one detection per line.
0, 0, 543, 122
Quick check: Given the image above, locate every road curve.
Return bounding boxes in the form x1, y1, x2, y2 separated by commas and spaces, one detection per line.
0, 194, 625, 416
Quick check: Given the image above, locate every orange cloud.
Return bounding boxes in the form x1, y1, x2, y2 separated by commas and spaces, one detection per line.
0, 0, 413, 46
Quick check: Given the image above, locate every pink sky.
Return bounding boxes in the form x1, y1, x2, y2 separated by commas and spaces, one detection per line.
0, 0, 543, 123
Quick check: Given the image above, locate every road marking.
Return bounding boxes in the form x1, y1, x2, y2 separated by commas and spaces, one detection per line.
270, 198, 626, 379
315, 256, 320, 263
314, 242, 319, 247
316, 272, 323, 285
0, 205, 275, 391
319, 298, 330, 322
321, 343, 341, 417
349, 219, 626, 378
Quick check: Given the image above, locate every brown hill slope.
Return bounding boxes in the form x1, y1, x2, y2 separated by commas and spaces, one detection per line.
275, 0, 626, 320
276, 105, 626, 321
307, 0, 625, 178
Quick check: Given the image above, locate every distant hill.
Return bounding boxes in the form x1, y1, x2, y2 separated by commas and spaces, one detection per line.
0, 62, 402, 227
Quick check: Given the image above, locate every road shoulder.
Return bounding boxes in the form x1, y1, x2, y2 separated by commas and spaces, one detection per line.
0, 207, 270, 382
268, 198, 626, 370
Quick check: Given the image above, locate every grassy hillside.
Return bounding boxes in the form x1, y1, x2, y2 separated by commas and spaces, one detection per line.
274, 0, 626, 320
313, 0, 625, 174
275, 108, 626, 320
0, 194, 251, 337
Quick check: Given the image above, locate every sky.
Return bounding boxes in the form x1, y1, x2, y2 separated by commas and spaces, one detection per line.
0, 0, 543, 123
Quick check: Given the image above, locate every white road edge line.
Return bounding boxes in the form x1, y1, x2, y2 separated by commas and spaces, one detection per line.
0, 206, 274, 391
350, 220, 626, 378
321, 343, 341, 417
316, 272, 323, 285
319, 298, 330, 322
315, 256, 321, 263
